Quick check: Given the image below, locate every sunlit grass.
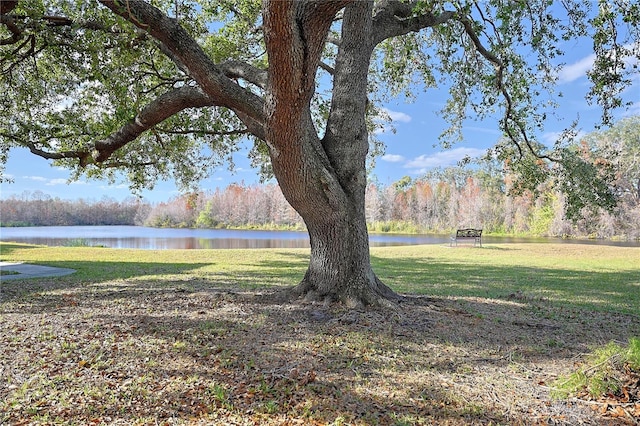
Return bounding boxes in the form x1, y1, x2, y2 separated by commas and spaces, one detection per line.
1, 242, 638, 314
1, 241, 638, 425
552, 337, 640, 399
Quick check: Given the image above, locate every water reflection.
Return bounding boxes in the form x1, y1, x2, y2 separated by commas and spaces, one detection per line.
0, 225, 637, 249
0, 226, 307, 249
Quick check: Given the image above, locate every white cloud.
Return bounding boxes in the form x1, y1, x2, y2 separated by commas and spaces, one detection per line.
381, 154, 405, 163
45, 178, 87, 186
463, 126, 502, 135
23, 175, 48, 182
557, 53, 596, 84
558, 42, 640, 84
541, 132, 562, 145
382, 107, 412, 123
373, 107, 412, 134
46, 178, 69, 186
404, 147, 486, 172
372, 126, 391, 135
99, 184, 128, 190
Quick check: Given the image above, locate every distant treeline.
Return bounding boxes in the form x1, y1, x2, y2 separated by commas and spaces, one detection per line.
143, 184, 304, 230
0, 192, 151, 227
2, 167, 639, 240
3, 117, 639, 239
139, 170, 639, 239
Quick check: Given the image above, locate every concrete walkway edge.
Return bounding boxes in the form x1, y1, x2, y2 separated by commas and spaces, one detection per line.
0, 262, 76, 281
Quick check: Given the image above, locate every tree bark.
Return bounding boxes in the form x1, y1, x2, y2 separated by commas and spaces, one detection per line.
293, 182, 401, 308
264, 1, 400, 307
8, 0, 460, 307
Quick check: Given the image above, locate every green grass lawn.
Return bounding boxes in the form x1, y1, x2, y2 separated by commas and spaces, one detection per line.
1, 241, 638, 315
1, 241, 639, 425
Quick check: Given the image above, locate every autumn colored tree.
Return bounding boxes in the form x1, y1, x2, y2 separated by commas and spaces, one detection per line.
582, 116, 640, 238
0, 192, 148, 226
1, 1, 638, 306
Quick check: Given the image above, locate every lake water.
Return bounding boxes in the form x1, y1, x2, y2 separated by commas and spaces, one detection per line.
0, 225, 638, 250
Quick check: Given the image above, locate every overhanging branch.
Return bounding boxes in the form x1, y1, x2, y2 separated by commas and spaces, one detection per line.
99, 0, 265, 126
92, 86, 218, 163
457, 14, 559, 162
218, 60, 267, 89
4, 86, 219, 167
155, 127, 249, 137
319, 61, 335, 75
371, 0, 455, 45
0, 13, 22, 45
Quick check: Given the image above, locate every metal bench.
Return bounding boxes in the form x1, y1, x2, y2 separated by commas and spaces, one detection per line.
450, 228, 482, 247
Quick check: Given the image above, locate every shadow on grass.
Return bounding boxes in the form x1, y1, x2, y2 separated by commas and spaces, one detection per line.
1, 244, 638, 423
0, 261, 211, 306
372, 255, 640, 315
2, 257, 640, 426
0, 250, 311, 312
6, 286, 636, 425
2, 246, 638, 316
61, 301, 520, 424
251, 252, 310, 274
0, 243, 43, 253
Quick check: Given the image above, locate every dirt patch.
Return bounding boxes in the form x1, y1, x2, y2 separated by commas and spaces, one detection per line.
1, 279, 639, 425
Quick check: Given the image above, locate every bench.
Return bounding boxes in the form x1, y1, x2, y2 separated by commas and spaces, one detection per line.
450, 228, 482, 247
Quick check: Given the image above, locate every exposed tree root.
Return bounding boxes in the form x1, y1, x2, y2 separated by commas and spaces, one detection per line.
285, 274, 403, 310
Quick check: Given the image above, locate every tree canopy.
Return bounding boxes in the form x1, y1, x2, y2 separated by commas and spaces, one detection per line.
0, 1, 636, 192
1, 0, 638, 305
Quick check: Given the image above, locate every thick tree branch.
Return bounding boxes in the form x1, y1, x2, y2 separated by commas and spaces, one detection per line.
262, 0, 353, 217
98, 160, 158, 169
235, 110, 267, 141
264, 0, 351, 111
0, 130, 91, 164
92, 86, 217, 163
0, 1, 18, 15
155, 127, 249, 137
0, 10, 99, 45
295, 0, 353, 92
99, 0, 265, 127
319, 61, 335, 75
0, 10, 117, 46
371, 0, 455, 45
8, 86, 218, 166
326, 33, 341, 46
323, 1, 373, 188
218, 60, 267, 89
26, 142, 88, 163
0, 13, 22, 45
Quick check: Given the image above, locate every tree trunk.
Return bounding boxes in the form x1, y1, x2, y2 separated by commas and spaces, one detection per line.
296, 195, 400, 308
265, 114, 399, 307
271, 136, 399, 307
264, 1, 399, 307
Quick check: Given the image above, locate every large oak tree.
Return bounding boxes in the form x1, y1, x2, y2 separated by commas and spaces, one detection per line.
1, 0, 638, 306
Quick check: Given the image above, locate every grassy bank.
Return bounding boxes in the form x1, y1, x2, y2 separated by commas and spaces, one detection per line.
1, 242, 638, 314
1, 242, 639, 425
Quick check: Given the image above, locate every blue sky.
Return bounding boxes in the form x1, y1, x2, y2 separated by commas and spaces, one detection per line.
1, 34, 639, 203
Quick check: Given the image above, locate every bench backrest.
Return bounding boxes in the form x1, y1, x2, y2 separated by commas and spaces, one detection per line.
456, 228, 482, 238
